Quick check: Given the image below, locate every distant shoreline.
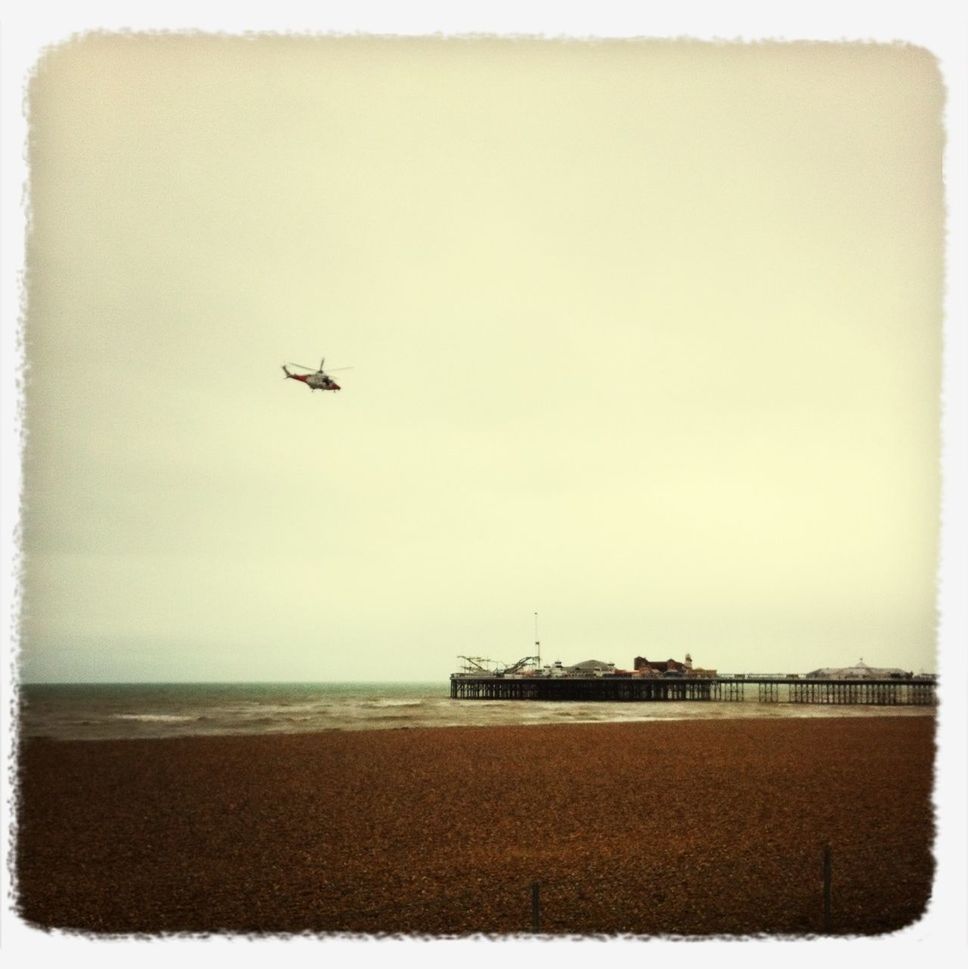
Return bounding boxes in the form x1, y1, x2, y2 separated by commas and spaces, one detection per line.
18, 703, 938, 743
16, 678, 937, 742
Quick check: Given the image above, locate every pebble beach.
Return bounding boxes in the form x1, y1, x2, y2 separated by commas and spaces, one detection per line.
15, 715, 935, 937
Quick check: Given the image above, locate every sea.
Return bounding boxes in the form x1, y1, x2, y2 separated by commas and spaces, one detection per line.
16, 681, 935, 741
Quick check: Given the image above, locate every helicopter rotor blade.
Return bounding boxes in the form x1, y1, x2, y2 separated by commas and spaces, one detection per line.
285, 360, 353, 373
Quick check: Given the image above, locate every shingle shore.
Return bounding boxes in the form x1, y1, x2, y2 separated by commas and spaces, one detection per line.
16, 716, 935, 936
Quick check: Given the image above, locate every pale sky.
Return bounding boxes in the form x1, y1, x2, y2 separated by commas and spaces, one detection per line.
16, 34, 945, 682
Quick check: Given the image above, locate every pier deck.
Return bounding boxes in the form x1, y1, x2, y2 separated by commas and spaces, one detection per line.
450, 675, 936, 706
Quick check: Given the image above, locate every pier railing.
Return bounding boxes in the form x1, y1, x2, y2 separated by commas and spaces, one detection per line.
450, 674, 937, 706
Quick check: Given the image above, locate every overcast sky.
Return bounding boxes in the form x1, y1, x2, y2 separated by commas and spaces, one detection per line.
16, 34, 944, 682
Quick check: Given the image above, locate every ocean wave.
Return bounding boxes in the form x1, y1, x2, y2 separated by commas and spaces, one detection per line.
113, 713, 197, 723
19, 683, 935, 741
355, 699, 425, 709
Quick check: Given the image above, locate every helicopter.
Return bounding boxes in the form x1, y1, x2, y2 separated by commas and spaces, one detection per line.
282, 358, 351, 392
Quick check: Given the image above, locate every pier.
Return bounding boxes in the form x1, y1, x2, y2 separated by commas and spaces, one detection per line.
450, 674, 937, 706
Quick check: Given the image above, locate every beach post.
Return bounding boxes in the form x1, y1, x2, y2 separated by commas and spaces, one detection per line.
822, 843, 832, 933
531, 881, 541, 933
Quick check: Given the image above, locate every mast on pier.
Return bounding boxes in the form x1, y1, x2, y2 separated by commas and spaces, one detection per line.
534, 611, 541, 671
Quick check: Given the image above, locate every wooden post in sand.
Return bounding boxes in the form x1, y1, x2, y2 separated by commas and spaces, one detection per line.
822, 844, 832, 933
531, 881, 541, 932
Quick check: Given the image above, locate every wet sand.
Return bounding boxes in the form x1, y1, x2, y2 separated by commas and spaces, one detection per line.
16, 716, 935, 937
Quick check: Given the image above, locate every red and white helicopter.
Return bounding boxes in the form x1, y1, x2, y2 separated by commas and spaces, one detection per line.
282, 358, 351, 392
